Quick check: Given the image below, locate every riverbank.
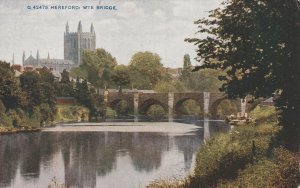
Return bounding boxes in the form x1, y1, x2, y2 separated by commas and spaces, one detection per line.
148, 105, 300, 188
0, 105, 89, 135
0, 126, 40, 135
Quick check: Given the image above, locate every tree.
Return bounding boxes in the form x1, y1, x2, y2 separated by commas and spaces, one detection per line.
74, 79, 90, 105
111, 65, 131, 92
60, 69, 70, 84
186, 0, 300, 150
180, 54, 193, 81
129, 51, 164, 89
72, 49, 117, 88
19, 68, 57, 120
57, 69, 73, 97
20, 71, 42, 108
0, 61, 25, 110
74, 78, 104, 119
154, 80, 187, 93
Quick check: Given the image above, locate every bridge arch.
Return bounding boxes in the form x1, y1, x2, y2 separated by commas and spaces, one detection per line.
209, 97, 240, 118
109, 99, 132, 115
138, 99, 168, 115
174, 98, 204, 117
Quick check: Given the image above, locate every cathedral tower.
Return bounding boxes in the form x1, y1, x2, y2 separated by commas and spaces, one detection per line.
64, 21, 96, 66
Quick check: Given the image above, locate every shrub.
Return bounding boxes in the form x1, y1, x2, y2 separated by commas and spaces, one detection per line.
7, 110, 23, 127
55, 105, 89, 122
192, 106, 281, 187
147, 177, 191, 188
217, 147, 300, 188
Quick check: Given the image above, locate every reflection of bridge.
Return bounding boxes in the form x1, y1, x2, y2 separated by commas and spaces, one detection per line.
104, 90, 243, 120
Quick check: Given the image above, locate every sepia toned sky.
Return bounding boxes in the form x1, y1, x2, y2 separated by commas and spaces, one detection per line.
0, 0, 222, 68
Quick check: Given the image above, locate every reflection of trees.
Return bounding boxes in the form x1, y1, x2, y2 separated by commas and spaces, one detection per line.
174, 131, 203, 171
130, 133, 169, 172
0, 128, 219, 187
0, 135, 21, 186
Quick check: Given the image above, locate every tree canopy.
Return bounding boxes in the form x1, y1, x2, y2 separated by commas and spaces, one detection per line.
0, 61, 25, 110
129, 51, 164, 89
186, 0, 300, 150
71, 48, 117, 88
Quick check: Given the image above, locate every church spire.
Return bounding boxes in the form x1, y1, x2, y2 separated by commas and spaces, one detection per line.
12, 53, 15, 65
22, 51, 26, 65
36, 50, 40, 65
78, 21, 82, 33
47, 52, 50, 59
66, 21, 69, 34
90, 23, 94, 33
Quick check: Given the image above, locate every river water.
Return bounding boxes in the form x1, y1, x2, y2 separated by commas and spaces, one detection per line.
0, 121, 229, 188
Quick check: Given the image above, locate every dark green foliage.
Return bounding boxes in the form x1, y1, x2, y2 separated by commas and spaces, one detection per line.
191, 105, 280, 188
19, 68, 57, 123
20, 71, 42, 107
56, 69, 74, 97
186, 0, 300, 150
60, 69, 70, 84
39, 103, 54, 124
0, 61, 25, 110
73, 78, 104, 119
71, 48, 117, 88
217, 148, 300, 188
111, 65, 131, 92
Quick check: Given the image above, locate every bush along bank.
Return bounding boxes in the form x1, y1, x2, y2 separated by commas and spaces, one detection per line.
0, 104, 89, 135
148, 105, 300, 188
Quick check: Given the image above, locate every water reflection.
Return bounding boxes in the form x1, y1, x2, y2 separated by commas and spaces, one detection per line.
0, 121, 229, 188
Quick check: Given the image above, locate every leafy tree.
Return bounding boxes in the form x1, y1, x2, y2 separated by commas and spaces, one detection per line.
60, 69, 71, 84
185, 69, 224, 92
129, 51, 164, 89
154, 80, 187, 93
39, 103, 54, 125
186, 0, 300, 150
180, 54, 193, 81
19, 68, 57, 122
20, 71, 42, 107
72, 49, 117, 88
74, 79, 90, 105
74, 78, 104, 119
0, 61, 25, 110
85, 90, 104, 119
111, 65, 131, 92
57, 69, 73, 97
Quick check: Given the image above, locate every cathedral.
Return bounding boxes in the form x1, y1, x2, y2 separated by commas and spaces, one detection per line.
22, 21, 96, 72
64, 21, 96, 65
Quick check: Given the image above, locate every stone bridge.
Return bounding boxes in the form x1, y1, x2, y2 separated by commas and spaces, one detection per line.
104, 90, 244, 120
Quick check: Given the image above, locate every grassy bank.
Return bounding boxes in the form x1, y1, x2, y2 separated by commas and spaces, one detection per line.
0, 105, 89, 134
55, 105, 89, 123
148, 105, 300, 188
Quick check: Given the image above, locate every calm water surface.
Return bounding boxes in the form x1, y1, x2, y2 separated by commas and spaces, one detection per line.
0, 121, 229, 188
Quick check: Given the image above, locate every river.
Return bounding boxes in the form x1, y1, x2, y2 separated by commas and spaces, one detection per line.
0, 120, 229, 188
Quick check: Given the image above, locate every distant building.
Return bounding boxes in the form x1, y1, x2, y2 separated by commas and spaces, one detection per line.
21, 21, 96, 72
22, 51, 74, 72
64, 21, 96, 66
162, 67, 182, 78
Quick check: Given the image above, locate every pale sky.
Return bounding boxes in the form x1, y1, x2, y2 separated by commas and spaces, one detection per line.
0, 0, 222, 68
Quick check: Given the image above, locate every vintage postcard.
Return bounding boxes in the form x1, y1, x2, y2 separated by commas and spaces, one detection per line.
0, 0, 299, 188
